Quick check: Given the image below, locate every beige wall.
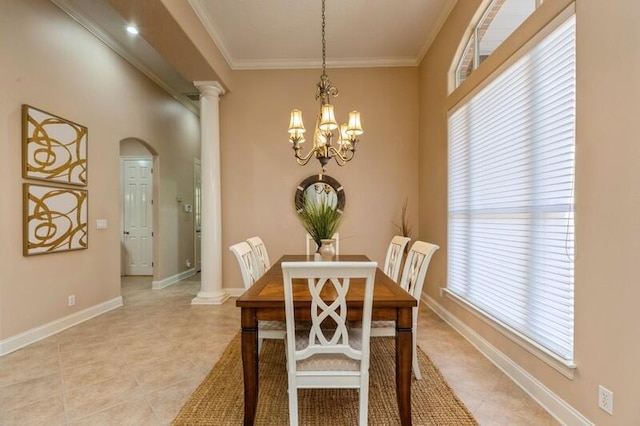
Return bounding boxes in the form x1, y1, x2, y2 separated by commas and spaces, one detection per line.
0, 0, 199, 340
419, 0, 640, 424
120, 138, 153, 157
220, 68, 420, 289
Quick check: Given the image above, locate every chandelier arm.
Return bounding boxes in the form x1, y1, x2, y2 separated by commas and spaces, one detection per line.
342, 147, 356, 162
296, 156, 316, 167
326, 146, 355, 166
293, 146, 319, 166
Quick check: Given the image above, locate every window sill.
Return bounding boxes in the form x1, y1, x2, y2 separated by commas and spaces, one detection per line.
442, 288, 576, 380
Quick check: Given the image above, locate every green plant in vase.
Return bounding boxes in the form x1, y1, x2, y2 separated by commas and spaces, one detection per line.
298, 198, 343, 254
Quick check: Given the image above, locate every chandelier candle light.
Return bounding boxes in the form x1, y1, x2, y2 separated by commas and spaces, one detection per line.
287, 0, 364, 172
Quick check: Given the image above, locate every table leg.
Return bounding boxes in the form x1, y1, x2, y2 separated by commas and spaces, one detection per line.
241, 308, 258, 426
396, 307, 413, 426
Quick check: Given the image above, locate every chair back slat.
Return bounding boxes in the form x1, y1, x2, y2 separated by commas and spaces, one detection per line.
229, 241, 259, 289
247, 236, 270, 277
399, 241, 439, 300
282, 261, 376, 363
383, 235, 411, 283
307, 276, 352, 355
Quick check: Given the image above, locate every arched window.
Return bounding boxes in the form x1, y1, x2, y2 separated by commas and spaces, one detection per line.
454, 0, 543, 88
446, 2, 576, 377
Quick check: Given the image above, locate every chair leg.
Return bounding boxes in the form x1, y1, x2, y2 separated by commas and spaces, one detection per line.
288, 383, 299, 426
359, 374, 370, 426
412, 322, 422, 380
412, 346, 422, 380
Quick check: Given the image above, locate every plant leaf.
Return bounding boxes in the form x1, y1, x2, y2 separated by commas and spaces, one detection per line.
297, 197, 343, 249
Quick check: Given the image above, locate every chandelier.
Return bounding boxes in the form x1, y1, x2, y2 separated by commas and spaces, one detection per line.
287, 0, 363, 172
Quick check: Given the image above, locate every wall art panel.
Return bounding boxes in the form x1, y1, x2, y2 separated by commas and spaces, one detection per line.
22, 105, 87, 186
23, 183, 88, 256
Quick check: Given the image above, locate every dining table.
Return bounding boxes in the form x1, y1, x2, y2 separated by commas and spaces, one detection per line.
235, 254, 418, 425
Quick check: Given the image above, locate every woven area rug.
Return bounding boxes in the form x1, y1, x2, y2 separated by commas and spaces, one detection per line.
173, 334, 478, 425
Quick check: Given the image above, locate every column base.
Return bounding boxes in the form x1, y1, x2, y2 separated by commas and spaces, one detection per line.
191, 290, 229, 305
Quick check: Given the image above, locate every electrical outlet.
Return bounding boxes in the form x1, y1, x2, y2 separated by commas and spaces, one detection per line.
68, 295, 76, 307
186, 259, 192, 268
598, 385, 613, 415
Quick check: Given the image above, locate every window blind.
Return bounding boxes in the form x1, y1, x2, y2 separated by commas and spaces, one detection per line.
447, 15, 575, 361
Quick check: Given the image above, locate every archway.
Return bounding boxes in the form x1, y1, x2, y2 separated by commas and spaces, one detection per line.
119, 138, 159, 281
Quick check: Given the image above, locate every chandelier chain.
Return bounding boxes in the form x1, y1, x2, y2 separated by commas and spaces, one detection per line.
321, 0, 326, 78
316, 0, 337, 103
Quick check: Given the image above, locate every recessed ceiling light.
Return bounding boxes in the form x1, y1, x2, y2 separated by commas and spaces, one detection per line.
126, 25, 139, 35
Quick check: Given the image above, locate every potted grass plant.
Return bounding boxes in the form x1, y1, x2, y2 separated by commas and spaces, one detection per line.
297, 197, 343, 259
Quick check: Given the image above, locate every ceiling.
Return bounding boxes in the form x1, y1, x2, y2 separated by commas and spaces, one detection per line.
52, 0, 458, 110
188, 0, 457, 70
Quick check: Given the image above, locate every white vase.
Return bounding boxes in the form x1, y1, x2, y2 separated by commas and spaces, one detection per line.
319, 239, 336, 260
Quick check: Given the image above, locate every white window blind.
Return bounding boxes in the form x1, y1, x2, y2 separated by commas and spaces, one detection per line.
447, 15, 575, 361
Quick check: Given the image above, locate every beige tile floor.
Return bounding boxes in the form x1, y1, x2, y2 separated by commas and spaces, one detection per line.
0, 275, 558, 425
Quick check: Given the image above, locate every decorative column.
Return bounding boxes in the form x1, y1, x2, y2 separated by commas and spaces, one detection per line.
192, 81, 228, 305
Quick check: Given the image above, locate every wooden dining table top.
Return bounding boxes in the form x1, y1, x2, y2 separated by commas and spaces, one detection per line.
236, 254, 417, 319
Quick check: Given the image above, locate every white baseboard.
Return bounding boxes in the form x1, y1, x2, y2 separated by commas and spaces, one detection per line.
152, 268, 196, 290
225, 287, 245, 297
422, 294, 593, 426
0, 296, 123, 357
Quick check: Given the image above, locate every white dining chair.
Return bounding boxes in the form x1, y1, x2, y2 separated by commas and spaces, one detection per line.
246, 236, 270, 278
305, 232, 340, 256
383, 235, 411, 283
371, 240, 439, 380
281, 261, 377, 426
229, 241, 285, 351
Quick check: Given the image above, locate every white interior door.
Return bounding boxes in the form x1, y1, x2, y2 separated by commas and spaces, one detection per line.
194, 159, 202, 272
122, 158, 153, 275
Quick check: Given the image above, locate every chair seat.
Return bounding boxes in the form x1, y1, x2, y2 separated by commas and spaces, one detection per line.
292, 329, 362, 372
354, 320, 395, 337
371, 320, 395, 329
259, 320, 286, 331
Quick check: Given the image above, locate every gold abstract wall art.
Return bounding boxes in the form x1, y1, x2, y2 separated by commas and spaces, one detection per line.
22, 105, 87, 186
23, 183, 88, 256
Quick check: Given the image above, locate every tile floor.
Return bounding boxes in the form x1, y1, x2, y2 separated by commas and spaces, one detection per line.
0, 275, 558, 425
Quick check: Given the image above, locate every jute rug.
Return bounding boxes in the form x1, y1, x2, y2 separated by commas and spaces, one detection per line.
173, 334, 478, 425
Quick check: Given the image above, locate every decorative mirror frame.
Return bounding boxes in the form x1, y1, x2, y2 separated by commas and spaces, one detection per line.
295, 174, 346, 213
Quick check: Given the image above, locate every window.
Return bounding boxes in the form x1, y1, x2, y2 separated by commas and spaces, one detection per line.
447, 14, 576, 364
455, 0, 542, 87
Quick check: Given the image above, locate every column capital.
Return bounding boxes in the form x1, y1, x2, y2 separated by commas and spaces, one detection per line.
194, 81, 226, 97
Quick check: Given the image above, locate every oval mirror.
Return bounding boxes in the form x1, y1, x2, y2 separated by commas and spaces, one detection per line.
294, 174, 346, 213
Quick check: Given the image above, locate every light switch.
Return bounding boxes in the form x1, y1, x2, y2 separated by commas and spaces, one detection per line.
96, 219, 108, 229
